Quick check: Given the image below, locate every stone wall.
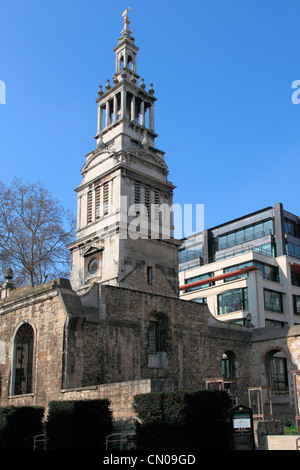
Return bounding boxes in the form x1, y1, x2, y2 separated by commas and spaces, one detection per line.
0, 279, 68, 407
1, 277, 300, 428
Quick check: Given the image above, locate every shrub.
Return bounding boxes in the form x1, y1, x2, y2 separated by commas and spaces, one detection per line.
133, 390, 231, 451
46, 399, 113, 450
0, 406, 44, 450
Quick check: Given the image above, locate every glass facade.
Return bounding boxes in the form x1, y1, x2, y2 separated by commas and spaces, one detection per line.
224, 262, 251, 281
264, 289, 283, 313
293, 295, 300, 315
215, 219, 273, 252
284, 218, 300, 238
191, 297, 207, 304
224, 260, 279, 282
217, 288, 248, 315
265, 319, 285, 328
179, 233, 204, 264
254, 261, 279, 282
287, 242, 300, 260
185, 272, 214, 292
179, 245, 203, 264
291, 272, 300, 287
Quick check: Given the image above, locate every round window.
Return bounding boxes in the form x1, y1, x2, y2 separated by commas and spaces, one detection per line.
88, 258, 99, 275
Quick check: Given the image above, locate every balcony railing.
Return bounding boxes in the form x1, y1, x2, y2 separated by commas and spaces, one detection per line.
179, 244, 275, 272
218, 229, 273, 251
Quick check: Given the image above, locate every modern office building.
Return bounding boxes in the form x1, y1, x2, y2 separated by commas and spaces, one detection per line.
179, 203, 300, 328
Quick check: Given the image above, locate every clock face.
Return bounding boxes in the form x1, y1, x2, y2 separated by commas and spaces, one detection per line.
88, 258, 99, 275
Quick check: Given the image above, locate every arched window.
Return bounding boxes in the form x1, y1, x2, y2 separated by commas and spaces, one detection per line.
222, 351, 236, 379
148, 313, 169, 369
269, 351, 289, 395
13, 323, 34, 395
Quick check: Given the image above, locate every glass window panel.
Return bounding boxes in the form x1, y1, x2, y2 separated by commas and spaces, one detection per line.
185, 272, 214, 291
218, 288, 248, 315
287, 242, 300, 259
292, 273, 300, 287
293, 295, 300, 315
263, 219, 273, 234
227, 232, 236, 247
192, 298, 207, 304
264, 289, 283, 312
270, 357, 288, 391
244, 226, 254, 241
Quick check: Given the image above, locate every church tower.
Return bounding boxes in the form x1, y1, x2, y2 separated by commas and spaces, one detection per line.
68, 11, 180, 296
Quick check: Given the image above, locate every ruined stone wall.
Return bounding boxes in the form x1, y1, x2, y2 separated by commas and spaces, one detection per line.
248, 326, 300, 421
1, 277, 300, 426
0, 280, 68, 408
97, 284, 210, 390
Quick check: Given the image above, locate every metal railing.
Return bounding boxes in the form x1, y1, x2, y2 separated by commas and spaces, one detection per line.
105, 433, 137, 450
179, 245, 275, 272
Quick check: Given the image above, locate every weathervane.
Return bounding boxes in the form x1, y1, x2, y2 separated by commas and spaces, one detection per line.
122, 7, 130, 23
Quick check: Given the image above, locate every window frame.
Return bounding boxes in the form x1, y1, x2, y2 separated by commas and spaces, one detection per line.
10, 321, 36, 397
264, 289, 283, 313
217, 287, 248, 315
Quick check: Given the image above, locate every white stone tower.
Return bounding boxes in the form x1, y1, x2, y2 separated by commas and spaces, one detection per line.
68, 11, 180, 296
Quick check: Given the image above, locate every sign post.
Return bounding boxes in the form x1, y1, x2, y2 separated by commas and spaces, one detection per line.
229, 404, 255, 450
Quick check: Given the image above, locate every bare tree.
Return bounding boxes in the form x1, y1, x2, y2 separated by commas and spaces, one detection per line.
0, 178, 75, 287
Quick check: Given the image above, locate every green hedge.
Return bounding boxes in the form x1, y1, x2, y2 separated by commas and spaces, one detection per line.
0, 406, 44, 450
46, 399, 113, 450
133, 390, 232, 451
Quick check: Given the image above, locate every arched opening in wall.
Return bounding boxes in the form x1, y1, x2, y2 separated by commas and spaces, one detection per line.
222, 351, 236, 379
116, 92, 121, 120
265, 349, 289, 396
144, 104, 149, 129
127, 55, 133, 70
148, 312, 169, 369
101, 105, 106, 129
12, 322, 34, 395
63, 317, 85, 390
222, 350, 238, 401
126, 92, 133, 120
119, 55, 124, 70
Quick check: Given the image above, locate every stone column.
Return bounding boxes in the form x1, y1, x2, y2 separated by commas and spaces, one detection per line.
121, 90, 127, 119
113, 95, 118, 122
131, 95, 136, 121
105, 101, 110, 127
149, 104, 154, 130
97, 105, 102, 132
140, 100, 145, 126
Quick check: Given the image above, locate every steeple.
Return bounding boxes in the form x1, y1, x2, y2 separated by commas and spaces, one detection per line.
115, 8, 139, 77
68, 11, 180, 296
94, 9, 156, 152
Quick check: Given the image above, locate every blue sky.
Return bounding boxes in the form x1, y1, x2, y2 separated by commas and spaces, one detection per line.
1, 0, 299, 235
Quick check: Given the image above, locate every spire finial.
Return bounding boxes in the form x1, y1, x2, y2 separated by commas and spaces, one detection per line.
122, 7, 131, 26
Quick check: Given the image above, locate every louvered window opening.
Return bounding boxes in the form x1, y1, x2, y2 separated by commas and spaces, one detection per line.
103, 182, 109, 216
87, 191, 93, 223
95, 186, 101, 220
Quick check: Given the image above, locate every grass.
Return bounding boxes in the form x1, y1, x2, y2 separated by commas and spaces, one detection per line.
283, 424, 297, 435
